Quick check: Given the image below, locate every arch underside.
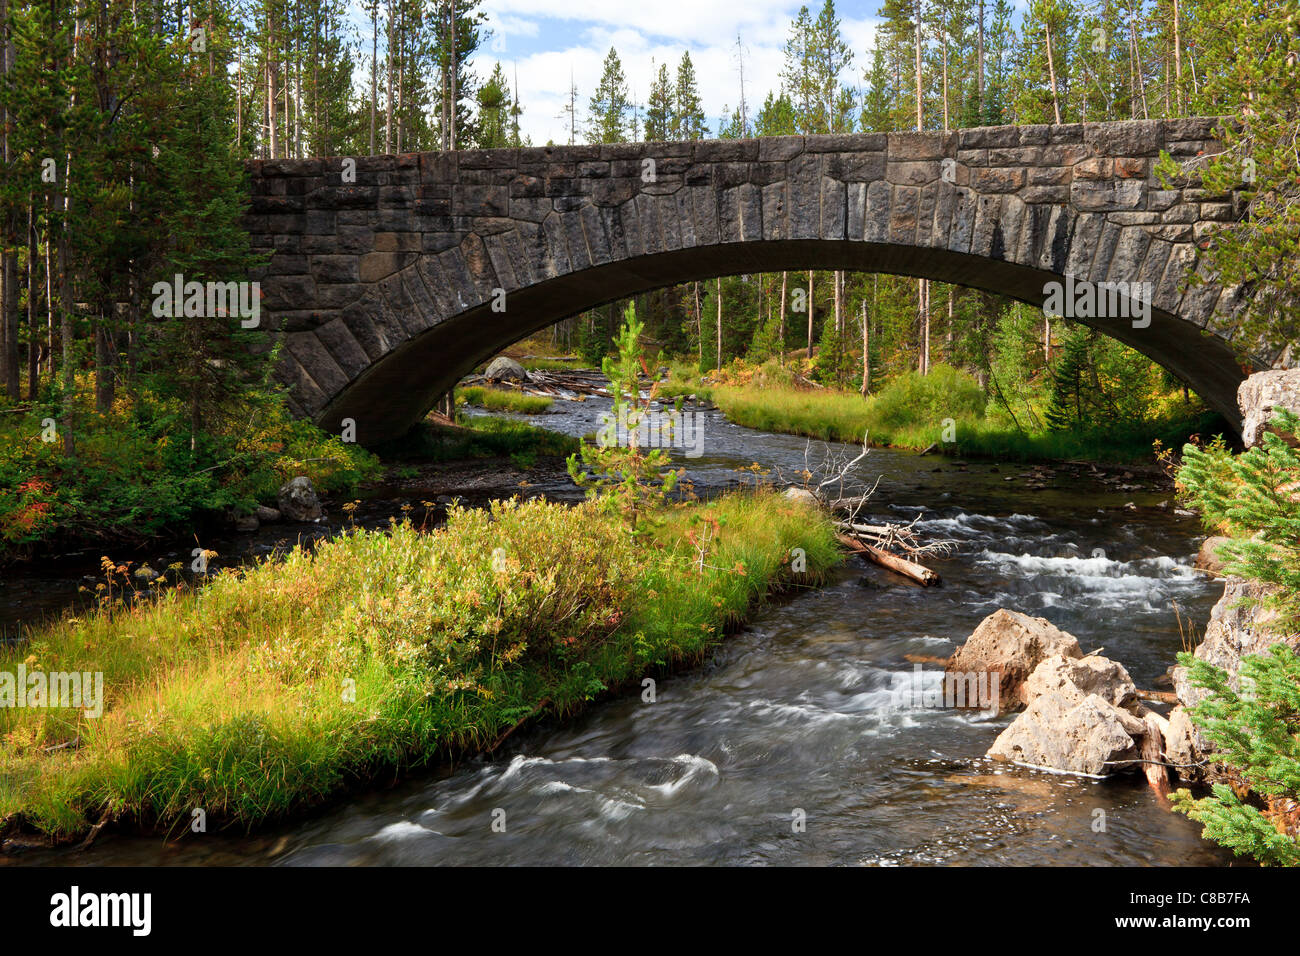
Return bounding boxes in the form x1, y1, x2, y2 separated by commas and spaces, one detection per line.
314, 240, 1253, 445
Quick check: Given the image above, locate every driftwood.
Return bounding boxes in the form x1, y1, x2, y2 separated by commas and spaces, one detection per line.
1139, 711, 1172, 801
1135, 688, 1178, 704
837, 533, 941, 586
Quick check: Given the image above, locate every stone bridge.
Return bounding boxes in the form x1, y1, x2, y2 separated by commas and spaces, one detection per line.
246, 117, 1270, 445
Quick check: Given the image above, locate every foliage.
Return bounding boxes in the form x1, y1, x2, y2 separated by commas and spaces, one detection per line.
0, 378, 378, 558
568, 304, 682, 532
1178, 411, 1300, 632
1171, 410, 1300, 865
1171, 646, 1300, 866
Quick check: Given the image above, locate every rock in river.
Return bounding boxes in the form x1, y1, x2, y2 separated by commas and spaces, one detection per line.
947, 608, 1082, 714
277, 476, 323, 522
987, 690, 1143, 775
484, 355, 529, 383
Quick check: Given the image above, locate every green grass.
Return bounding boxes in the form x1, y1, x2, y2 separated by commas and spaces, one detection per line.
518, 357, 583, 372
0, 490, 839, 839
375, 415, 578, 465
455, 385, 552, 414
662, 363, 1224, 464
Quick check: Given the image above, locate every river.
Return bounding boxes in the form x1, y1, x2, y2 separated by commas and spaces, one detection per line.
2, 390, 1234, 865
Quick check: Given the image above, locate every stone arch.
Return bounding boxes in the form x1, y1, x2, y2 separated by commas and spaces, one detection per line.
246, 118, 1270, 446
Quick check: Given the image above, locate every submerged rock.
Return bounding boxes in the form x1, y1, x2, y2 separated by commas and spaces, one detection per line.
278, 476, 323, 522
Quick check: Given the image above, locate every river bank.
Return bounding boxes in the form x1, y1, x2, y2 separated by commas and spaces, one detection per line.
655, 363, 1225, 465
0, 487, 840, 846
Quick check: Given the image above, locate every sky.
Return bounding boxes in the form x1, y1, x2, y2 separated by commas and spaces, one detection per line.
342, 0, 1033, 147
468, 0, 882, 144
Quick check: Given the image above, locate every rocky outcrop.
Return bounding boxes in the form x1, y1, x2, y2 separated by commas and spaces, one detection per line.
1169, 577, 1300, 778
277, 476, 323, 522
1238, 369, 1300, 448
1172, 578, 1300, 707
484, 356, 529, 384
947, 609, 1082, 714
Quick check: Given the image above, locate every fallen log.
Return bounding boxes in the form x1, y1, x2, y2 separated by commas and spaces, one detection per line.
837, 533, 941, 586
1135, 688, 1178, 704
1139, 711, 1172, 802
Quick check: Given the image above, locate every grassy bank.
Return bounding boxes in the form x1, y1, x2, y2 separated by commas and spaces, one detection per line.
375, 415, 578, 468
0, 490, 839, 840
662, 362, 1222, 464
455, 385, 553, 414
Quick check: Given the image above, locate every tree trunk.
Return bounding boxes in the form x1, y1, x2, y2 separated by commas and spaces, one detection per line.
1044, 20, 1062, 124
806, 270, 814, 359
778, 270, 787, 365
715, 276, 722, 370
860, 297, 870, 396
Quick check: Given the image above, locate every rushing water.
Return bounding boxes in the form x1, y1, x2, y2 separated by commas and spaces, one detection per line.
4, 391, 1235, 866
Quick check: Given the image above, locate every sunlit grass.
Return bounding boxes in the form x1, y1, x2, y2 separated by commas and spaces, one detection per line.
0, 490, 839, 839
662, 365, 1222, 463
456, 386, 552, 414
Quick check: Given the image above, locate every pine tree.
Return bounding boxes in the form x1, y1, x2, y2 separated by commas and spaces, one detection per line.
644, 60, 673, 141
1172, 411, 1300, 866
672, 51, 707, 139
587, 46, 629, 143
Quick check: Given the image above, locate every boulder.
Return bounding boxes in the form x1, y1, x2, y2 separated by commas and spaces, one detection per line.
256, 505, 281, 523
277, 476, 323, 522
782, 486, 820, 508
987, 690, 1143, 775
1238, 369, 1300, 448
1193, 535, 1232, 574
233, 513, 260, 533
484, 356, 529, 383
947, 609, 1083, 714
1023, 653, 1137, 710
133, 564, 160, 582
